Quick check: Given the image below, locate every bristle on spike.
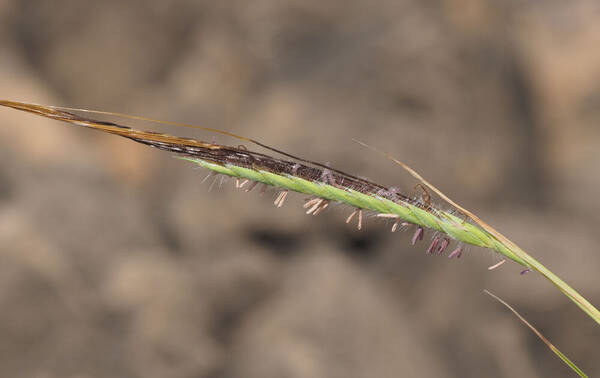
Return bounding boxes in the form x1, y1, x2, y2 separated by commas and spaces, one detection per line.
208, 174, 220, 192
201, 171, 217, 184
259, 183, 268, 196
245, 180, 259, 192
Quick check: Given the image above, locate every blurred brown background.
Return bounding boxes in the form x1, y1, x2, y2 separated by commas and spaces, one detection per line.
1, 1, 599, 377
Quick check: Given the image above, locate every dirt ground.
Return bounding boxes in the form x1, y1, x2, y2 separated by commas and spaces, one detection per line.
0, 1, 599, 377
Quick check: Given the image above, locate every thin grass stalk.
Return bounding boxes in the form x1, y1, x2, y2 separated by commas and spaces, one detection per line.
485, 290, 588, 377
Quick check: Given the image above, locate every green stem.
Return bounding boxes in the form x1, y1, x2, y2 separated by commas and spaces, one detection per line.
522, 252, 600, 324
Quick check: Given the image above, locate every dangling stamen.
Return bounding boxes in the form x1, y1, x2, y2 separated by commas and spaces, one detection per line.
306, 199, 324, 215
520, 268, 531, 275
392, 221, 411, 233
274, 190, 288, 208
448, 246, 463, 259
312, 200, 329, 216
426, 237, 440, 254
345, 208, 363, 230
236, 179, 249, 189
304, 198, 322, 210
411, 227, 424, 245
357, 209, 363, 230
488, 259, 506, 271
437, 238, 450, 254
346, 209, 358, 224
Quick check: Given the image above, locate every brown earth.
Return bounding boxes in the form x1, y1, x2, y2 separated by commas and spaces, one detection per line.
0, 1, 599, 377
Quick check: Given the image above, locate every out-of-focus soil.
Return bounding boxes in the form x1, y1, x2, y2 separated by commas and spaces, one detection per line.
0, 1, 599, 377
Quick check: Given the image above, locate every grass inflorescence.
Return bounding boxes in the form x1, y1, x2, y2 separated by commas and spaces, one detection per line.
1, 99, 597, 376
178, 156, 526, 265
0, 100, 527, 265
